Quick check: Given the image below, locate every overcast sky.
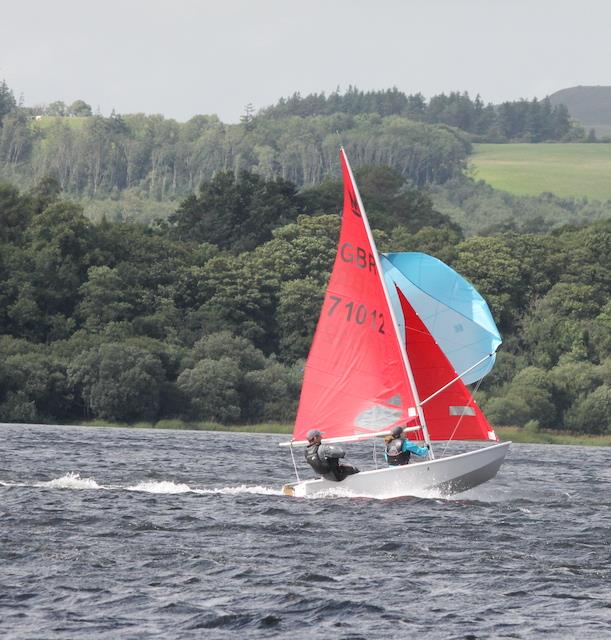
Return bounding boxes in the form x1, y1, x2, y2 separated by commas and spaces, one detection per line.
2, 0, 609, 123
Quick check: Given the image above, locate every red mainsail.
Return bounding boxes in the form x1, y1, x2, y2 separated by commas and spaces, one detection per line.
293, 150, 418, 441
397, 287, 498, 442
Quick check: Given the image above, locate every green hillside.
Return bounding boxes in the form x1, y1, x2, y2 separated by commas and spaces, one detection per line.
470, 143, 611, 200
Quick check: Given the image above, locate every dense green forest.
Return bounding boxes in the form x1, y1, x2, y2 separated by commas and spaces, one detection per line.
0, 170, 609, 434
0, 80, 609, 434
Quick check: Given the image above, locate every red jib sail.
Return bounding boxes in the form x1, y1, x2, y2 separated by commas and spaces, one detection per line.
293, 149, 418, 442
397, 287, 498, 442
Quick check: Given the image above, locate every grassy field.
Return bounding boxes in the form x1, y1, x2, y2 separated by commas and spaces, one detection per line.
494, 426, 610, 447
31, 115, 90, 132
470, 143, 611, 200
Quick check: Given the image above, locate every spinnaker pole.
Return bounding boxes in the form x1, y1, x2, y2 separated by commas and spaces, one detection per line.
420, 352, 495, 407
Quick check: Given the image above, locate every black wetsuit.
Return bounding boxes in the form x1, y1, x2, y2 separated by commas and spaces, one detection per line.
305, 443, 359, 481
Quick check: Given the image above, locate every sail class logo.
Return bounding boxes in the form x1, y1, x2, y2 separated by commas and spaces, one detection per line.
349, 190, 361, 217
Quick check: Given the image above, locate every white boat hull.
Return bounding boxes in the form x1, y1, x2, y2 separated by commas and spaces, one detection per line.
282, 442, 510, 499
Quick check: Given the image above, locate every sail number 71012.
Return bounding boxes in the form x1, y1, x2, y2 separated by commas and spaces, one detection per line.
327, 295, 385, 334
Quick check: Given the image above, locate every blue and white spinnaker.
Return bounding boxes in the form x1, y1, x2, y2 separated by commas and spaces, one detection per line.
382, 252, 502, 384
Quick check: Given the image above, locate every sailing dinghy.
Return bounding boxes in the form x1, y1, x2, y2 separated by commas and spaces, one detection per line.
280, 148, 509, 499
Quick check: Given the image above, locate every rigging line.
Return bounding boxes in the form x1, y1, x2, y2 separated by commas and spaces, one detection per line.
420, 353, 494, 407
440, 376, 485, 457
289, 442, 301, 483
404, 324, 434, 338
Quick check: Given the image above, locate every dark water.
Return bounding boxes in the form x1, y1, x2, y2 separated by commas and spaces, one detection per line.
1, 424, 609, 639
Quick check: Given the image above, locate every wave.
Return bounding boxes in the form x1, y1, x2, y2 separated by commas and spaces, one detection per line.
37, 472, 102, 490
126, 480, 192, 494
1, 474, 282, 497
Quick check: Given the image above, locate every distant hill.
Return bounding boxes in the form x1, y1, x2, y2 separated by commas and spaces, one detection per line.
549, 86, 611, 137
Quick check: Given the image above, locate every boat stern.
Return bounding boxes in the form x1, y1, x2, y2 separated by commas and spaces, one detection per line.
281, 483, 296, 497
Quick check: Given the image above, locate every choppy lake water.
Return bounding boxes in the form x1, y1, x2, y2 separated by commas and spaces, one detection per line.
1, 423, 609, 639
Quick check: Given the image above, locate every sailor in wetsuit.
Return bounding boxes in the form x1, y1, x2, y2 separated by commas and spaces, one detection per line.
304, 429, 359, 481
385, 425, 430, 466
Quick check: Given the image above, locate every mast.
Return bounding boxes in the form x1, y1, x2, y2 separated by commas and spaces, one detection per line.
340, 148, 434, 455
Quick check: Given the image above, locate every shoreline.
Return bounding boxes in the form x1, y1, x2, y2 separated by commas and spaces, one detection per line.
3, 421, 608, 447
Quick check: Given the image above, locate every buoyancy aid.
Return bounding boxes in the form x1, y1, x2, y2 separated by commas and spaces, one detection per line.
386, 438, 411, 466
305, 443, 332, 475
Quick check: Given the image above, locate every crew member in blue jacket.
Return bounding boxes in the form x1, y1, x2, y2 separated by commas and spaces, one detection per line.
385, 425, 429, 466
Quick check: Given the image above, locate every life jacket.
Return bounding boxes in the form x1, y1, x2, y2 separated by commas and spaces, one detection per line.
305, 443, 332, 475
386, 438, 411, 466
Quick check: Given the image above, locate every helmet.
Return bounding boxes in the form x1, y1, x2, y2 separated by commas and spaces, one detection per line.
391, 426, 404, 439
306, 429, 322, 441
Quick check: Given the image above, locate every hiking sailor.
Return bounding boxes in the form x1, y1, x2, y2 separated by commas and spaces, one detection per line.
304, 429, 359, 481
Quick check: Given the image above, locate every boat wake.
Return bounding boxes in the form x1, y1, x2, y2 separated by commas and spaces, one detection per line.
127, 480, 282, 496
0, 473, 283, 497
1, 473, 507, 502
39, 471, 102, 490
127, 480, 192, 494
193, 484, 283, 496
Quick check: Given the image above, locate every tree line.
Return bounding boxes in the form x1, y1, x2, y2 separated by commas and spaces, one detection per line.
0, 169, 608, 434
260, 87, 585, 142
1, 80, 604, 231
0, 77, 471, 200
0, 80, 588, 208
